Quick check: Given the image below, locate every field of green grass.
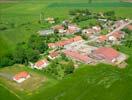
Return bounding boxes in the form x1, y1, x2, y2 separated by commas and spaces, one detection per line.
0, 85, 19, 100
0, 0, 132, 57
0, 0, 132, 100
0, 45, 132, 100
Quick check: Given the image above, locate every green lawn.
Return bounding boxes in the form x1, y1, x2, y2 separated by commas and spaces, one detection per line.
0, 85, 19, 100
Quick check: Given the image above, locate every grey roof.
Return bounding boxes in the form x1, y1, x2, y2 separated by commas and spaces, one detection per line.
38, 29, 54, 36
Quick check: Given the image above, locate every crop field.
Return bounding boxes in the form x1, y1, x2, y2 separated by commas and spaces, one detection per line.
49, 2, 132, 8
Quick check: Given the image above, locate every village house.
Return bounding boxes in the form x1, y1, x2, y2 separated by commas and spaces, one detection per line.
38, 29, 54, 36
92, 26, 101, 33
114, 20, 127, 28
127, 24, 132, 30
48, 36, 82, 48
34, 59, 48, 70
82, 26, 101, 38
48, 51, 59, 59
108, 31, 125, 43
13, 71, 30, 83
66, 24, 81, 34
52, 25, 66, 34
45, 17, 55, 24
98, 35, 107, 42
64, 50, 91, 64
92, 47, 126, 64
82, 29, 95, 36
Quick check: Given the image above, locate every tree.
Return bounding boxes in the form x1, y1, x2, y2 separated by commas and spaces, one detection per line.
26, 48, 40, 63
0, 56, 14, 67
64, 61, 74, 75
13, 43, 40, 65
104, 11, 115, 16
28, 35, 48, 53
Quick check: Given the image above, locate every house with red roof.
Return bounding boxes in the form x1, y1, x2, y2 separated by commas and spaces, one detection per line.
92, 47, 120, 63
98, 35, 107, 42
66, 24, 81, 34
64, 50, 91, 63
127, 24, 132, 30
48, 51, 59, 59
108, 31, 125, 42
82, 26, 101, 38
34, 59, 48, 70
48, 36, 82, 48
13, 71, 30, 83
82, 29, 95, 36
52, 25, 66, 33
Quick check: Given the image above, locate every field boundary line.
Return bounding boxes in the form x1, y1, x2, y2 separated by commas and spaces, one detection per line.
0, 83, 22, 100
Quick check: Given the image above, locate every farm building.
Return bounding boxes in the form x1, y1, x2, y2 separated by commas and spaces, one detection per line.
92, 47, 126, 64
98, 35, 107, 42
127, 24, 132, 30
48, 36, 82, 48
66, 24, 81, 34
82, 26, 101, 38
34, 59, 48, 70
114, 20, 127, 28
108, 31, 125, 42
38, 29, 54, 36
13, 71, 30, 83
48, 51, 59, 59
52, 25, 66, 33
82, 29, 95, 36
64, 50, 91, 64
92, 26, 101, 33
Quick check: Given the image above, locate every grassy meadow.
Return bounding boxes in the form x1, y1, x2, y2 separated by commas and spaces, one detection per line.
0, 0, 132, 100
0, 0, 132, 57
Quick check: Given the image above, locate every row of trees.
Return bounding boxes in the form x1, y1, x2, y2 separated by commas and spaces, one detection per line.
122, 28, 132, 48
69, 9, 117, 23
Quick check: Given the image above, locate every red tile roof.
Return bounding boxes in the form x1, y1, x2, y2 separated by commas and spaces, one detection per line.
48, 36, 82, 48
48, 43, 55, 48
52, 25, 64, 30
64, 50, 90, 63
67, 24, 80, 34
98, 35, 107, 42
93, 47, 119, 61
35, 59, 48, 68
112, 31, 122, 39
49, 51, 59, 58
127, 25, 132, 30
13, 71, 29, 80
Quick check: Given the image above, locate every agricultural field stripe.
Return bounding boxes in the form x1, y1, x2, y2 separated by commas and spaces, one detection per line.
0, 84, 22, 100
48, 2, 132, 8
